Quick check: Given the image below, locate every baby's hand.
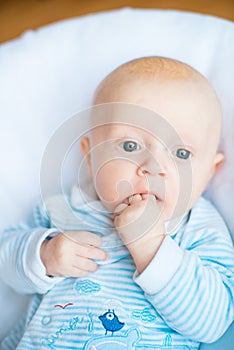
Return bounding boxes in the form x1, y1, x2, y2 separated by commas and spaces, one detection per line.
40, 231, 108, 278
114, 193, 164, 243
114, 194, 165, 273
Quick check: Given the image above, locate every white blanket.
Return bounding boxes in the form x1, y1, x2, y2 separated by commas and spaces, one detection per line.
0, 8, 233, 347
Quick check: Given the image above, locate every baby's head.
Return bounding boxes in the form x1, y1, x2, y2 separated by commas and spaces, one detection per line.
81, 57, 224, 220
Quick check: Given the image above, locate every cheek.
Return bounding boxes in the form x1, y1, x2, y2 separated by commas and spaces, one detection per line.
163, 176, 180, 219
180, 159, 212, 211
190, 166, 211, 199
164, 162, 192, 219
93, 160, 135, 208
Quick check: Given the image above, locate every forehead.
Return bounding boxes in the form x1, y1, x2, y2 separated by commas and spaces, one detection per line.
90, 100, 209, 149
95, 75, 213, 121
95, 74, 222, 152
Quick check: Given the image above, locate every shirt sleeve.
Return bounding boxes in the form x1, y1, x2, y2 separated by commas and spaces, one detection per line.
0, 202, 64, 294
134, 226, 234, 343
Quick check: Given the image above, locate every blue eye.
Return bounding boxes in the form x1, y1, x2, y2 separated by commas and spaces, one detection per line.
175, 149, 191, 159
121, 141, 140, 152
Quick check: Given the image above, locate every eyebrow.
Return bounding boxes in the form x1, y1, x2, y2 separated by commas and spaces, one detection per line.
106, 125, 147, 141
105, 123, 200, 154
176, 130, 201, 149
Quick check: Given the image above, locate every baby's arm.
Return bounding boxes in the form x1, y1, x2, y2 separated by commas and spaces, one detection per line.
135, 231, 234, 343
115, 195, 234, 343
0, 202, 107, 294
0, 201, 59, 294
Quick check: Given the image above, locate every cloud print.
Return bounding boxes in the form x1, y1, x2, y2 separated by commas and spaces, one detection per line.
74, 280, 101, 295
132, 307, 157, 323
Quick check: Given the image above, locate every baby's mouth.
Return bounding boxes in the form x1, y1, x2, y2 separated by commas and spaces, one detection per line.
123, 193, 160, 205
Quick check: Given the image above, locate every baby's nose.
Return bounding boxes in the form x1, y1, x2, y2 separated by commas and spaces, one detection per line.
136, 157, 167, 178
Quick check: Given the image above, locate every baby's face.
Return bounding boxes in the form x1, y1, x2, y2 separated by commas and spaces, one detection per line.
82, 77, 222, 220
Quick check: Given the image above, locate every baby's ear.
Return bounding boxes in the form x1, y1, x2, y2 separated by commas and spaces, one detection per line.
80, 136, 92, 174
213, 152, 224, 175
80, 136, 91, 156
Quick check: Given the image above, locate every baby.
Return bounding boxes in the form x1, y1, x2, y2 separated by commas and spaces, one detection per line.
0, 57, 234, 350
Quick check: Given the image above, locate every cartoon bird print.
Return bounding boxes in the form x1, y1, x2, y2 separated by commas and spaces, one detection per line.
98, 309, 125, 335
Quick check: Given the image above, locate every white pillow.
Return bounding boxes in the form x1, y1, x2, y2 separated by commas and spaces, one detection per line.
0, 8, 233, 345
0, 8, 234, 235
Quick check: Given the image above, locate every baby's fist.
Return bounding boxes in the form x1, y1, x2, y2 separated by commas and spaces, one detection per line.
114, 193, 164, 245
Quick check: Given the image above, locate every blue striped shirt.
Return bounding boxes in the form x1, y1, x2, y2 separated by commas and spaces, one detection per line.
0, 186, 233, 349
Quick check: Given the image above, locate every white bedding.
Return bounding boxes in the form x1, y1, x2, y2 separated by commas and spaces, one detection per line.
0, 8, 233, 347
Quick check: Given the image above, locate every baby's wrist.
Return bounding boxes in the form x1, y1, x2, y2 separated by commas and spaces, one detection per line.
128, 233, 165, 274
40, 239, 53, 276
